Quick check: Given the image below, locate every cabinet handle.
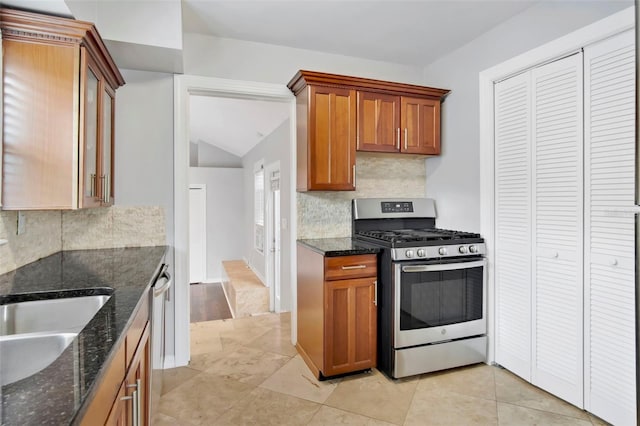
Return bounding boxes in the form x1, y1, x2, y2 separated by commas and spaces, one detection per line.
404, 128, 408, 150
352, 164, 356, 187
342, 264, 367, 270
90, 174, 96, 197
374, 280, 377, 306
99, 175, 105, 203
102, 174, 110, 204
396, 128, 400, 150
132, 389, 139, 426
135, 379, 141, 426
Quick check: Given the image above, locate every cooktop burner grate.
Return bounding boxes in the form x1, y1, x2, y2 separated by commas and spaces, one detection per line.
356, 228, 481, 244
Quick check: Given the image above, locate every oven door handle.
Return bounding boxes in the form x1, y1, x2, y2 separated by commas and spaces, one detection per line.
401, 260, 485, 273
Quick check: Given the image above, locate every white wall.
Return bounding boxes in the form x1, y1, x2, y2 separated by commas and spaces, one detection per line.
422, 0, 632, 232
114, 68, 175, 356
183, 33, 425, 85
67, 0, 182, 49
242, 118, 292, 311
188, 167, 245, 282
197, 142, 243, 168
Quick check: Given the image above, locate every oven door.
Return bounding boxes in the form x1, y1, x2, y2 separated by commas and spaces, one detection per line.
393, 259, 486, 349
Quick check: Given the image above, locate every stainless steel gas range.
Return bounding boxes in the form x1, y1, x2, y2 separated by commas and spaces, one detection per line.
352, 198, 487, 379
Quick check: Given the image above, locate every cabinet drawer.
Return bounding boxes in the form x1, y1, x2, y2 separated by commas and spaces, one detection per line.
325, 255, 376, 280
126, 292, 149, 367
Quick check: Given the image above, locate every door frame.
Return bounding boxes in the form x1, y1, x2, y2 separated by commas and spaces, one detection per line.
188, 184, 207, 283
265, 161, 282, 312
478, 7, 633, 365
173, 75, 296, 367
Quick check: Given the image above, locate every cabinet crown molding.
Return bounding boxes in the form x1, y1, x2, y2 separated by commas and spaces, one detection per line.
287, 70, 450, 100
0, 8, 125, 89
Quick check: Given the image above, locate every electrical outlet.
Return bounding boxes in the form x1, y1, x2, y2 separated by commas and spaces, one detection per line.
17, 211, 26, 235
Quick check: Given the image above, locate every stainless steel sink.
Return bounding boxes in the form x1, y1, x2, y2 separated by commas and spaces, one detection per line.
0, 332, 77, 385
0, 294, 111, 335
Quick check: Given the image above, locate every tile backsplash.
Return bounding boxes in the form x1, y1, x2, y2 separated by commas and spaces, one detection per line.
0, 211, 62, 276
0, 206, 166, 275
297, 152, 426, 239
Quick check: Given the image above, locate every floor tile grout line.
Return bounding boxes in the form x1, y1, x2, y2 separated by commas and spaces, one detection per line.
498, 401, 592, 423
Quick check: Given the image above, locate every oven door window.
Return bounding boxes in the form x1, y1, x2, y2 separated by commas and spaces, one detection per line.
400, 264, 483, 330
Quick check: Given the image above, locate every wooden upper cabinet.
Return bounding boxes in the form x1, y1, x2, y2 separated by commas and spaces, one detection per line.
296, 84, 356, 191
357, 91, 400, 153
401, 97, 441, 155
288, 71, 448, 191
0, 8, 125, 210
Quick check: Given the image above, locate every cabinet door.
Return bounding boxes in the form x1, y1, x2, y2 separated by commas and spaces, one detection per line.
127, 327, 150, 426
81, 53, 101, 208
400, 97, 440, 155
583, 30, 636, 426
101, 86, 115, 205
1, 40, 78, 209
307, 86, 356, 190
324, 277, 377, 376
357, 91, 400, 152
105, 382, 128, 426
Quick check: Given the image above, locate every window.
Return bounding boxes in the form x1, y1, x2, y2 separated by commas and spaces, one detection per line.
254, 162, 264, 253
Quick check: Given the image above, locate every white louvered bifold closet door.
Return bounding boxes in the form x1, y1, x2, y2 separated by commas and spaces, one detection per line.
531, 53, 584, 408
494, 72, 532, 381
584, 29, 636, 426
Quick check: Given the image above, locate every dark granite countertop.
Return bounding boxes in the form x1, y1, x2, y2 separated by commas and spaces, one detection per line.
297, 238, 380, 257
0, 246, 168, 426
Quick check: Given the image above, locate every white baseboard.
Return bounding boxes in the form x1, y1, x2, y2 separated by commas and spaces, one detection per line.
242, 257, 266, 285
201, 277, 223, 284
163, 354, 178, 369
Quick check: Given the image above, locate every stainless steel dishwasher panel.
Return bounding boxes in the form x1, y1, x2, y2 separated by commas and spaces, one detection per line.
149, 263, 171, 423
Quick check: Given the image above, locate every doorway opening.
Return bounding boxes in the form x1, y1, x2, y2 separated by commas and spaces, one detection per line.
173, 75, 296, 367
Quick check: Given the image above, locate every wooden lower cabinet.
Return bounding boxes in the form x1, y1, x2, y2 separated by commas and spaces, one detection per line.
104, 326, 149, 425
81, 294, 150, 426
297, 243, 377, 379
324, 277, 377, 377
120, 326, 150, 426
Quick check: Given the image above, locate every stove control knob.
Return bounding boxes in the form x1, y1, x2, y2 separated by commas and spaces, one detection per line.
438, 247, 447, 256
405, 249, 414, 258
469, 245, 478, 254
459, 245, 468, 254
417, 249, 426, 258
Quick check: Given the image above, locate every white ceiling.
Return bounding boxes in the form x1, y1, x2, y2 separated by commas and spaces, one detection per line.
181, 0, 539, 67
189, 96, 290, 158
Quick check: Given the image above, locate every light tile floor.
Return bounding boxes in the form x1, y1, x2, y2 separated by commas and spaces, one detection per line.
157, 313, 609, 426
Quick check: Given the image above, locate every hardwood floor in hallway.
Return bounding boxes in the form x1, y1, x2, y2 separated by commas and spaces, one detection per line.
190, 282, 232, 323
